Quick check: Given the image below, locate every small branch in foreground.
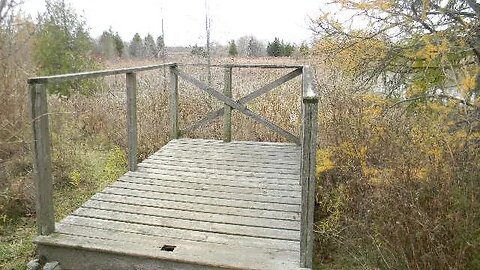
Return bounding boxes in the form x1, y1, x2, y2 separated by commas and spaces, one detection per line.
388, 94, 476, 109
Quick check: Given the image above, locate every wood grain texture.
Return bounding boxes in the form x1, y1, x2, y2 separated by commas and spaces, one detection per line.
28, 62, 175, 84
300, 67, 319, 268
126, 72, 138, 171
169, 65, 180, 139
34, 138, 309, 269
29, 83, 54, 235
223, 67, 232, 142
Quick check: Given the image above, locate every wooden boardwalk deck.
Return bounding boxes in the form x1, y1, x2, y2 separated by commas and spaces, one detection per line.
28, 63, 318, 269
35, 139, 308, 270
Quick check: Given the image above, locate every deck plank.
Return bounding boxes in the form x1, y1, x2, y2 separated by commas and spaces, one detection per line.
35, 138, 307, 270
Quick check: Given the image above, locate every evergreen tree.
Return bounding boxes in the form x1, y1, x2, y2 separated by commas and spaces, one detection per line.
267, 37, 282, 57
98, 27, 115, 58
33, 0, 99, 97
144, 34, 156, 58
156, 35, 165, 58
113, 32, 124, 57
228, 40, 238, 57
129, 33, 144, 58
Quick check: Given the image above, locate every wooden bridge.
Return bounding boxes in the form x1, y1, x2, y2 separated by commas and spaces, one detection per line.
27, 63, 318, 270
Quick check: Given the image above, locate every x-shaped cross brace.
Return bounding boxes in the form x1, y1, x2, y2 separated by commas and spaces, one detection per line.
173, 68, 302, 144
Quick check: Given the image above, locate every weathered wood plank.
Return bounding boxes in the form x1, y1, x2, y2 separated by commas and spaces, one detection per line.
182, 69, 302, 135
122, 171, 300, 191
109, 181, 300, 205
117, 175, 300, 198
54, 223, 298, 255
158, 144, 300, 159
137, 163, 299, 180
37, 233, 305, 270
71, 208, 300, 240
91, 193, 300, 221
175, 138, 297, 146
148, 154, 299, 170
169, 65, 180, 139
102, 187, 301, 212
174, 69, 300, 144
150, 150, 299, 167
29, 83, 54, 235
223, 67, 232, 142
135, 167, 299, 185
177, 63, 304, 69
28, 63, 176, 84
59, 215, 300, 251
141, 158, 299, 175
154, 149, 299, 165
302, 66, 319, 101
82, 200, 300, 230
126, 72, 137, 171
165, 139, 300, 153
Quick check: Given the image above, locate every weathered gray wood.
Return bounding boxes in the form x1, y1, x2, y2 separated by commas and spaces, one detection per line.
160, 142, 300, 157
302, 66, 319, 101
169, 65, 180, 139
141, 158, 299, 175
59, 215, 300, 251
175, 138, 297, 146
27, 63, 176, 84
109, 181, 300, 205
137, 163, 298, 180
92, 193, 300, 221
181, 69, 302, 134
81, 200, 300, 230
151, 150, 299, 166
177, 63, 304, 69
300, 67, 319, 269
126, 72, 137, 171
123, 171, 301, 192
166, 139, 300, 153
118, 175, 300, 197
72, 207, 299, 240
29, 83, 54, 235
54, 223, 298, 254
103, 187, 301, 213
174, 69, 300, 144
148, 154, 299, 170
223, 67, 232, 142
37, 233, 306, 270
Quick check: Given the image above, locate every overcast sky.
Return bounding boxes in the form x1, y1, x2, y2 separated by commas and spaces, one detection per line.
22, 0, 324, 46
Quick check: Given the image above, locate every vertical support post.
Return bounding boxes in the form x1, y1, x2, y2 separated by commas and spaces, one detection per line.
126, 72, 137, 171
29, 83, 55, 235
223, 66, 233, 142
300, 66, 319, 268
169, 65, 179, 139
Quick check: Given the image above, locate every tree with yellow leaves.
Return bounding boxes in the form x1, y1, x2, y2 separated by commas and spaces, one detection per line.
312, 0, 480, 104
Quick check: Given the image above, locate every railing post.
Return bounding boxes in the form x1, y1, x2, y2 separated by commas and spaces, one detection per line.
126, 72, 137, 171
300, 66, 319, 268
29, 83, 55, 235
169, 65, 179, 139
223, 66, 233, 142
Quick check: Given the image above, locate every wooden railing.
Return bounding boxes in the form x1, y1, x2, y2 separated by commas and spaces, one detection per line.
27, 62, 318, 268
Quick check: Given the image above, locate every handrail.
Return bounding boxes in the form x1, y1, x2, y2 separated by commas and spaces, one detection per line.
27, 62, 176, 84
176, 63, 304, 69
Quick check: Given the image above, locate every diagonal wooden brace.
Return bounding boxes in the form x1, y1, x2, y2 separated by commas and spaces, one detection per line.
181, 69, 302, 135
174, 69, 300, 145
